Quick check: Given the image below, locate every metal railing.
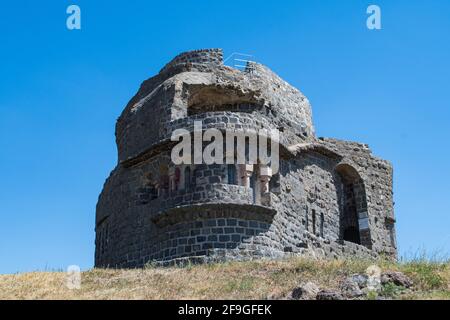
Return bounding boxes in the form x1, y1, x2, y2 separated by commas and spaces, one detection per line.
223, 52, 255, 71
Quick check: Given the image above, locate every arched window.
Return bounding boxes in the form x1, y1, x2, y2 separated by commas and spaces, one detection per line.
184, 167, 192, 192
227, 164, 236, 185
335, 164, 372, 248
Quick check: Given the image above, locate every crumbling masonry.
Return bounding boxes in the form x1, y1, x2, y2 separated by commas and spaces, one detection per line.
95, 49, 396, 267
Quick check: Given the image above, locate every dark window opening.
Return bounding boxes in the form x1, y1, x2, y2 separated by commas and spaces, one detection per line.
335, 164, 371, 248
188, 103, 264, 116
305, 207, 309, 231
312, 209, 316, 235
340, 182, 361, 244
343, 226, 360, 244
227, 164, 236, 185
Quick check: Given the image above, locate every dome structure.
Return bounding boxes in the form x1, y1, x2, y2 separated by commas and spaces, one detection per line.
115, 49, 315, 163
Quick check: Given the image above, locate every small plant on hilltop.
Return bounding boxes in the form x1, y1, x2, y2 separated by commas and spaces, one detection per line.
381, 282, 406, 299
400, 249, 449, 291
366, 290, 378, 300
403, 261, 445, 290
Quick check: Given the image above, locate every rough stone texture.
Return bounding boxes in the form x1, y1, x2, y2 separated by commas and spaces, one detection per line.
95, 48, 397, 268
381, 271, 413, 288
316, 290, 344, 300
290, 282, 320, 300
339, 277, 365, 298
348, 274, 369, 289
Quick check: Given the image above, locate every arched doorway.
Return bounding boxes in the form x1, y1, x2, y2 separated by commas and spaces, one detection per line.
335, 164, 372, 248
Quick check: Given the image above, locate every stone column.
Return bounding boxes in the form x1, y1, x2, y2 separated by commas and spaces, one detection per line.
259, 166, 272, 194
239, 164, 254, 187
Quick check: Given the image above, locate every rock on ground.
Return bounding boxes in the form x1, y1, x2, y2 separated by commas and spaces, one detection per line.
290, 282, 320, 300
339, 278, 365, 298
381, 271, 413, 288
316, 290, 344, 300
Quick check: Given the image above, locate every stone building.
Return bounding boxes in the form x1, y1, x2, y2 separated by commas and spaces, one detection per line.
95, 49, 396, 268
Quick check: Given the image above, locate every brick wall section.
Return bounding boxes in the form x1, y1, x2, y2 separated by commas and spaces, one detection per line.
146, 217, 270, 263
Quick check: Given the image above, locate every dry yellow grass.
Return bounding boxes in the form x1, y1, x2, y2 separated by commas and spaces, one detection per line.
0, 257, 448, 300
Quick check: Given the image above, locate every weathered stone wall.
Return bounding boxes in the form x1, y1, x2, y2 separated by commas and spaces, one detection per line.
319, 138, 396, 256
159, 48, 224, 74
95, 49, 396, 268
115, 49, 314, 163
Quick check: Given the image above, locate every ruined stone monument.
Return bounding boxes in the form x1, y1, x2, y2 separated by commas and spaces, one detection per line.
95, 49, 396, 268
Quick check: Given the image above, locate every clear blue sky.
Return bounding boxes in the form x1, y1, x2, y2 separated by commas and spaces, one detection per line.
0, 1, 449, 274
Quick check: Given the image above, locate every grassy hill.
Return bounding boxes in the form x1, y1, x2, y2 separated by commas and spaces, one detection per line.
1, 257, 448, 300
